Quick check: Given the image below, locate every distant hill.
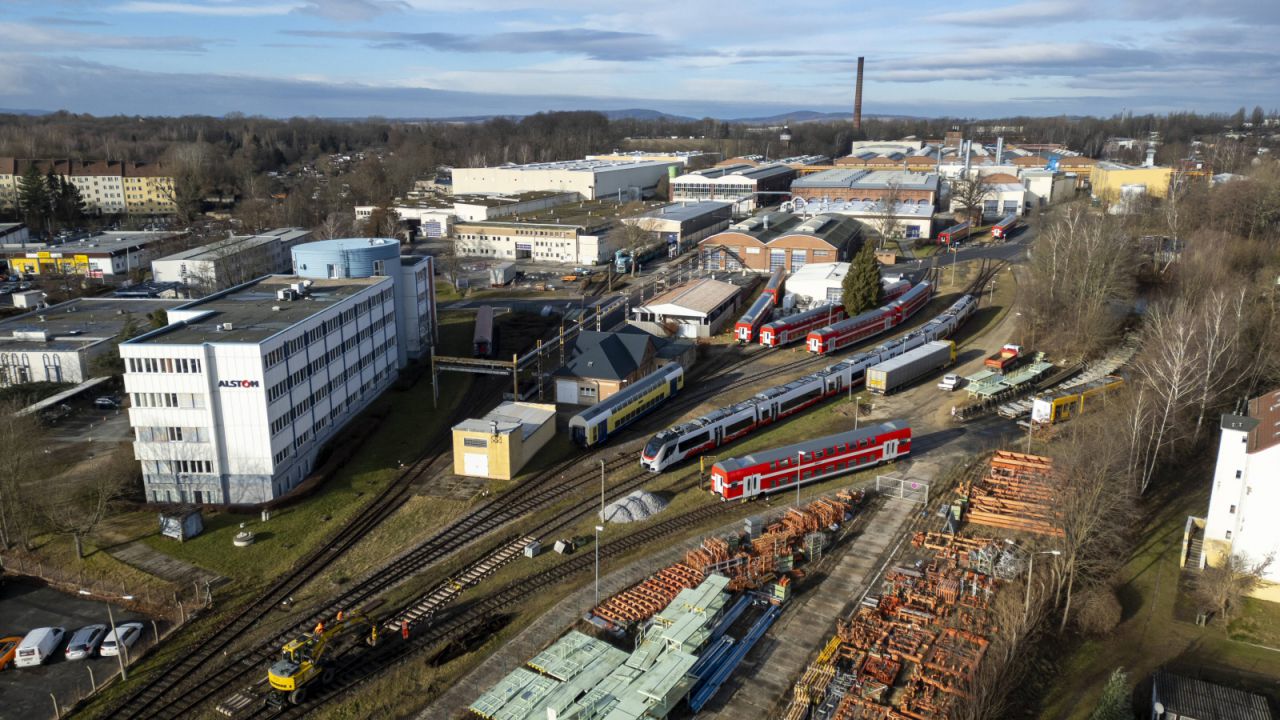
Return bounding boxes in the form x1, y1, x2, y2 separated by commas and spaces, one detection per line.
0, 108, 52, 116
397, 108, 917, 124
728, 110, 924, 123
599, 108, 699, 122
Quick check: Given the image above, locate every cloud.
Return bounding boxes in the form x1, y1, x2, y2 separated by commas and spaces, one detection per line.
0, 22, 209, 52
293, 0, 409, 21
29, 16, 111, 26
286, 28, 687, 61
930, 0, 1078, 25
113, 2, 297, 16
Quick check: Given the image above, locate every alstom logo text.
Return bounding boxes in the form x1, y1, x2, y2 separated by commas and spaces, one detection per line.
218, 380, 260, 388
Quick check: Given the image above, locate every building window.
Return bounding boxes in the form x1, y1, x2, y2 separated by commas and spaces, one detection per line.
1236, 470, 1243, 479
1229, 504, 1236, 514
463, 438, 487, 448
1226, 530, 1232, 539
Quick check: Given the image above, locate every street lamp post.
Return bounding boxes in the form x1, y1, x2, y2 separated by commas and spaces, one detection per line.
599, 459, 606, 524
593, 525, 605, 607
795, 451, 808, 509
1005, 545, 1062, 616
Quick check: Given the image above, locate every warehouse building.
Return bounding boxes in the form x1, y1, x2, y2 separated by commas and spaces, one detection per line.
0, 296, 181, 386
354, 191, 578, 239
453, 199, 663, 265
0, 223, 29, 245
451, 401, 556, 480
791, 169, 940, 208
5, 231, 181, 278
630, 277, 743, 338
620, 201, 734, 255
670, 163, 796, 215
586, 150, 720, 170
552, 329, 693, 405
1090, 162, 1175, 201
948, 173, 1032, 220
789, 198, 934, 241
1019, 169, 1076, 209
451, 159, 678, 200
151, 227, 313, 294
121, 238, 436, 505
698, 212, 862, 273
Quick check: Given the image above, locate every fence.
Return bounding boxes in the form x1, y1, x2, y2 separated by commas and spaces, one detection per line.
1, 551, 207, 624
874, 474, 930, 506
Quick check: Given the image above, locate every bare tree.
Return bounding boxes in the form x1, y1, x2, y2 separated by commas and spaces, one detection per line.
1195, 552, 1274, 626
316, 211, 353, 240
1126, 300, 1201, 493
361, 204, 400, 238
0, 402, 47, 550
39, 446, 134, 559
871, 180, 904, 249
950, 173, 994, 225
610, 202, 660, 276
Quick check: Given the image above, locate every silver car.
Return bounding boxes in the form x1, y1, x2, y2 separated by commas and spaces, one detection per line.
99, 623, 143, 657
64, 624, 108, 661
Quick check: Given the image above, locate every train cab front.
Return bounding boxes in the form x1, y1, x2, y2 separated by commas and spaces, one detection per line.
641, 434, 675, 472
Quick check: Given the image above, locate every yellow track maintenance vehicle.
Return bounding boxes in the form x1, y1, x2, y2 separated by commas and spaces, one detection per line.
267, 607, 380, 705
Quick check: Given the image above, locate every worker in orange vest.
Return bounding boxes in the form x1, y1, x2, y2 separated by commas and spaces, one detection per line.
336, 610, 345, 623
314, 620, 325, 636
401, 619, 409, 640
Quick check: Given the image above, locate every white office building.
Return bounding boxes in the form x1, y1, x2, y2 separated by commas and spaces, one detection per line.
122, 238, 437, 506
1199, 389, 1280, 601
451, 159, 677, 200
151, 227, 313, 294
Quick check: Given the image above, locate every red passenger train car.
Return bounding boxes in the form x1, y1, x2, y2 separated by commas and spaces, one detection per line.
991, 214, 1019, 240
734, 293, 775, 344
759, 304, 845, 348
761, 266, 786, 300
710, 422, 911, 500
937, 222, 971, 246
807, 281, 932, 355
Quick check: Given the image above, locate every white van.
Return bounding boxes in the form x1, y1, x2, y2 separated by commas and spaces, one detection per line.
14, 627, 66, 668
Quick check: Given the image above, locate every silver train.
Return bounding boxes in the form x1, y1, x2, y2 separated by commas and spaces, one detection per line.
640, 294, 978, 472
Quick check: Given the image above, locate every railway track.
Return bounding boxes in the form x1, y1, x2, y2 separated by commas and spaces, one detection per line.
100, 377, 499, 719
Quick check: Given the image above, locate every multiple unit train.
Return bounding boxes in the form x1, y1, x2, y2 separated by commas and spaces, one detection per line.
806, 281, 933, 355
569, 363, 685, 447
938, 222, 971, 246
640, 293, 978, 472
991, 214, 1020, 240
710, 422, 911, 501
473, 306, 496, 358
733, 268, 787, 343
760, 303, 844, 348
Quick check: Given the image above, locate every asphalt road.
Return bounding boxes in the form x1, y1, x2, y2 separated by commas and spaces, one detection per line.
0, 578, 152, 720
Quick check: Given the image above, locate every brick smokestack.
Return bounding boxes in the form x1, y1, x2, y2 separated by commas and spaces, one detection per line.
853, 56, 865, 131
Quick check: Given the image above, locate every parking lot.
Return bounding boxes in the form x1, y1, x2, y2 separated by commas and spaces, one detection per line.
0, 578, 153, 719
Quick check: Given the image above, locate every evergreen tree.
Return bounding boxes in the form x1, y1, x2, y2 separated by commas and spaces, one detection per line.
841, 240, 883, 315
17, 165, 50, 236
1088, 668, 1130, 720
51, 176, 85, 227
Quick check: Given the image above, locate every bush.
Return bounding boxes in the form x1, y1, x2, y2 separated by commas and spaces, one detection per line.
1075, 586, 1123, 636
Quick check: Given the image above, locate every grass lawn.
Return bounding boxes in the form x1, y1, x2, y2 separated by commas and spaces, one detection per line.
1037, 479, 1280, 718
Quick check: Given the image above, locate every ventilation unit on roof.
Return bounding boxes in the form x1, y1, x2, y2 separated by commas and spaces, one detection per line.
221, 322, 234, 331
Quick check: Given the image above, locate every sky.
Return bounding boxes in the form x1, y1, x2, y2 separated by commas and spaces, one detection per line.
0, 0, 1277, 119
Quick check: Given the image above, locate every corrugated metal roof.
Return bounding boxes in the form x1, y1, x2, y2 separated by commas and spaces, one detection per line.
1153, 671, 1274, 720
639, 278, 740, 316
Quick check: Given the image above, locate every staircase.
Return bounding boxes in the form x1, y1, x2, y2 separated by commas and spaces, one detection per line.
1184, 522, 1205, 572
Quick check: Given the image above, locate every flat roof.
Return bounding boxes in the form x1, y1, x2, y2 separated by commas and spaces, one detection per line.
455, 198, 665, 231
463, 159, 674, 173
793, 169, 939, 192
0, 297, 183, 351
716, 422, 904, 473
153, 228, 310, 263
802, 198, 934, 218
635, 201, 733, 222
639, 278, 739, 315
451, 190, 576, 207
5, 231, 179, 257
130, 275, 388, 346
454, 401, 555, 439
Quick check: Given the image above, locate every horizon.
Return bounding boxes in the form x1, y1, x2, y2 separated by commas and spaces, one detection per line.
0, 0, 1276, 120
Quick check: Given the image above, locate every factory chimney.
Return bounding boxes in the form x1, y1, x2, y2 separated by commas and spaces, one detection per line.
853, 56, 865, 131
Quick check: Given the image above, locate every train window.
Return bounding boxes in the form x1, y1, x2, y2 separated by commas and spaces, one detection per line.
677, 431, 710, 453
726, 416, 754, 436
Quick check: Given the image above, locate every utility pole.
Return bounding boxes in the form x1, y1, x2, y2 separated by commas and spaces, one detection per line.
600, 459, 606, 523
593, 525, 605, 607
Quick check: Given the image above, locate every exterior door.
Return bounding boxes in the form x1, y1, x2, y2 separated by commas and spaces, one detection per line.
555, 380, 579, 404
463, 453, 489, 477
745, 474, 760, 497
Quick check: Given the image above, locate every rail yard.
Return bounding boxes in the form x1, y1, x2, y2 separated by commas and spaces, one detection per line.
67, 242, 1049, 720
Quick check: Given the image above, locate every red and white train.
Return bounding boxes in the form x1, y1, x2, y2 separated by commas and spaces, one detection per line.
990, 214, 1020, 240
710, 422, 911, 500
734, 267, 788, 343
938, 221, 971, 246
759, 303, 844, 348
640, 293, 976, 473
806, 281, 932, 355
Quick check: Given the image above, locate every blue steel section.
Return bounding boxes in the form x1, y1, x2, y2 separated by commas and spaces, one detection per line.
688, 602, 782, 711
291, 237, 400, 279
688, 636, 735, 679
709, 594, 752, 643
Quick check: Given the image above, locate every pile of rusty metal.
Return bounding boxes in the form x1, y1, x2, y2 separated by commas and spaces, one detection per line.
589, 492, 862, 631
781, 533, 1010, 720
965, 451, 1063, 537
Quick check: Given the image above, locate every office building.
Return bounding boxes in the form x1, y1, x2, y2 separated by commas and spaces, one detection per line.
5, 231, 182, 278
451, 159, 678, 201
620, 202, 733, 255
453, 199, 663, 265
151, 227, 313, 294
791, 169, 940, 208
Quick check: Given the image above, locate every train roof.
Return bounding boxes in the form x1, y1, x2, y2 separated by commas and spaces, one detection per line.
1035, 375, 1123, 403
761, 303, 838, 330
570, 363, 684, 425
738, 293, 774, 324
713, 421, 906, 473
764, 267, 786, 290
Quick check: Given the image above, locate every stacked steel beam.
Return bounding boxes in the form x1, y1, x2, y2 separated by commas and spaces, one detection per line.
965, 451, 1064, 537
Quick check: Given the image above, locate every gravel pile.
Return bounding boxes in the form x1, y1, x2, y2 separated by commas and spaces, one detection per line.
600, 490, 669, 523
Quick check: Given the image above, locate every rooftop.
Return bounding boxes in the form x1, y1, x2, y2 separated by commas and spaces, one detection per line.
554, 330, 655, 381
799, 198, 934, 218
713, 212, 864, 248
454, 401, 555, 439
0, 297, 183, 352
3, 231, 180, 256
639, 278, 740, 316
1152, 670, 1274, 720
716, 423, 904, 473
463, 158, 675, 173
455, 198, 665, 231
792, 169, 939, 192
631, 201, 733, 223
677, 163, 793, 183
130, 275, 389, 346
451, 190, 577, 207
1223, 388, 1280, 454
152, 228, 310, 263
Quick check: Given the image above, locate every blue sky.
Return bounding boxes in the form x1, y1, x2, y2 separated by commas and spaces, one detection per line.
0, 0, 1276, 118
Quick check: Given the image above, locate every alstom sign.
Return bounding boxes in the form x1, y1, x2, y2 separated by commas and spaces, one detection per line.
218, 380, 261, 388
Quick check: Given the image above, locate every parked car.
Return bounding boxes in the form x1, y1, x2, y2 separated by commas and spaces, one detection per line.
64, 624, 108, 661
14, 627, 66, 668
0, 635, 22, 670
99, 623, 143, 657
93, 396, 121, 409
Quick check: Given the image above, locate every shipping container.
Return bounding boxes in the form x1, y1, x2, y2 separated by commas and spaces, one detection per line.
866, 340, 955, 395
489, 262, 517, 287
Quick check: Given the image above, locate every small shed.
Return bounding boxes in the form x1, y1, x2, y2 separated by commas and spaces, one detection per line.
452, 402, 556, 480
1151, 670, 1274, 720
159, 506, 204, 541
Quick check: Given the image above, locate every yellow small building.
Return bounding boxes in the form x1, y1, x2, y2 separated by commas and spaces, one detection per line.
1090, 164, 1174, 201
452, 402, 556, 480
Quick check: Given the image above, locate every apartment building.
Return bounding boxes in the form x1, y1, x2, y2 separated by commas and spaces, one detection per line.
0, 158, 176, 215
